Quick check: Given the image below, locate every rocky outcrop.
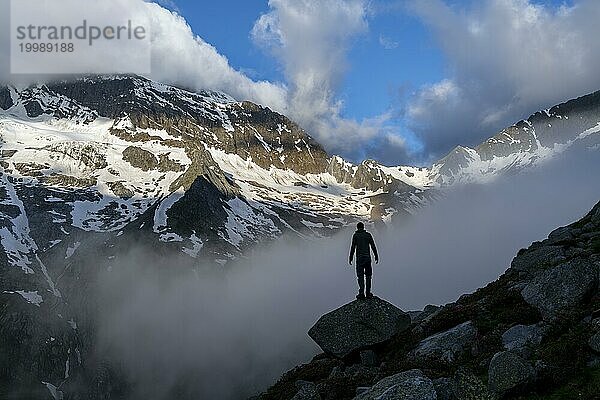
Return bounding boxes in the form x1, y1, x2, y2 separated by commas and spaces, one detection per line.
408, 321, 477, 365
122, 146, 158, 171
353, 369, 436, 400
0, 86, 14, 110
107, 181, 134, 199
259, 201, 600, 400
308, 298, 410, 358
509, 245, 567, 275
48, 75, 330, 175
521, 258, 598, 319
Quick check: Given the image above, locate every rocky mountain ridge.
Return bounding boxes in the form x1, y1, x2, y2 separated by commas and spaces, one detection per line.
0, 76, 599, 269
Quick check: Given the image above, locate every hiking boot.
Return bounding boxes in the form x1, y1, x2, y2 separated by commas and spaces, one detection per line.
356, 293, 366, 300
366, 292, 374, 299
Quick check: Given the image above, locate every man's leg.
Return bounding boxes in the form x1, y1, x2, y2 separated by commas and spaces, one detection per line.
358, 274, 365, 295
356, 264, 365, 299
365, 261, 373, 298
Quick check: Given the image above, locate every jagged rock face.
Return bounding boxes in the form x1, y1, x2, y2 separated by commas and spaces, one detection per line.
477, 91, 600, 161
476, 120, 539, 161
122, 146, 158, 171
529, 90, 600, 148
433, 91, 600, 185
432, 146, 477, 179
0, 87, 13, 111
47, 76, 329, 175
308, 297, 410, 358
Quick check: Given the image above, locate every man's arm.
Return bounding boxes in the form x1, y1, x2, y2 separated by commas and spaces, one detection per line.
349, 235, 356, 264
369, 234, 379, 263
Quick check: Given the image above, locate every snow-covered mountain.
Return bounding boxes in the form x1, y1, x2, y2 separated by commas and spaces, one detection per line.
3, 76, 597, 270
0, 75, 435, 270
0, 75, 599, 398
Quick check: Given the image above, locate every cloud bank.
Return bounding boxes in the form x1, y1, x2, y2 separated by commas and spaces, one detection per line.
407, 0, 600, 159
94, 147, 600, 399
0, 0, 287, 110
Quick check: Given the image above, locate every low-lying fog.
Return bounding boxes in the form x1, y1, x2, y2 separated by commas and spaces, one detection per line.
94, 148, 600, 399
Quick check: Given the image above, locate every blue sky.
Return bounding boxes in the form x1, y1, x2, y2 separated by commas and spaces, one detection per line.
168, 0, 444, 121
169, 0, 570, 118
142, 0, 595, 165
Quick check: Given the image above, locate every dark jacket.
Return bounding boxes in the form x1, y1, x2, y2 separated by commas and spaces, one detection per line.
350, 229, 378, 261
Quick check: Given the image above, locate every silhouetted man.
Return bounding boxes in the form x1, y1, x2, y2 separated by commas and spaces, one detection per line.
349, 222, 379, 299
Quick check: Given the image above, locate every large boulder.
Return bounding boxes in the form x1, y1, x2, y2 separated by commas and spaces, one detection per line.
510, 245, 567, 275
308, 297, 410, 358
353, 369, 436, 400
408, 321, 477, 364
502, 324, 543, 356
521, 258, 598, 319
452, 368, 494, 400
488, 351, 535, 395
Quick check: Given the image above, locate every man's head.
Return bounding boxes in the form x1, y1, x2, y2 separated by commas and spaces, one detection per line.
356, 222, 365, 231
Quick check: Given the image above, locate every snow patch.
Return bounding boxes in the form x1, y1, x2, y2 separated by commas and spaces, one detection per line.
4, 290, 43, 306
153, 189, 185, 233
65, 241, 80, 259
182, 233, 203, 257
159, 232, 184, 242
0, 174, 37, 273
42, 382, 64, 400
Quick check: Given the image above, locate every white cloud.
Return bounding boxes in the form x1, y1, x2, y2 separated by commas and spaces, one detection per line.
379, 34, 399, 50
145, 3, 288, 111
407, 79, 460, 119
251, 0, 410, 162
0, 0, 288, 113
407, 0, 600, 158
